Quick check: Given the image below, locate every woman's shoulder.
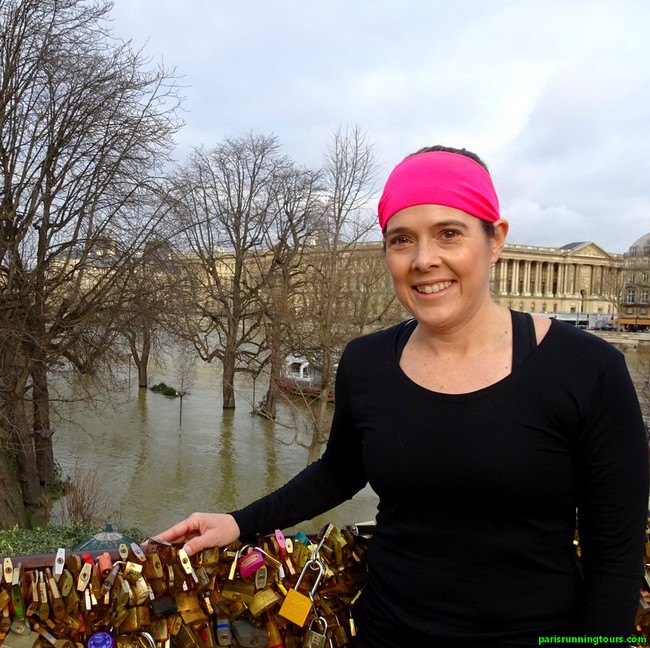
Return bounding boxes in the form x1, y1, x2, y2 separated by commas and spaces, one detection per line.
343, 320, 414, 358
541, 316, 623, 365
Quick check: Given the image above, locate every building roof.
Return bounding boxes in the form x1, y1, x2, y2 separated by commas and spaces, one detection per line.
627, 232, 650, 255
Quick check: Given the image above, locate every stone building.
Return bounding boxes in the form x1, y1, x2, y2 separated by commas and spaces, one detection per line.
347, 238, 623, 328
620, 233, 650, 330
491, 241, 622, 323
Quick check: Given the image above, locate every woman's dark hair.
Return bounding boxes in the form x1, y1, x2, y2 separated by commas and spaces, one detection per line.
407, 145, 495, 238
408, 145, 490, 173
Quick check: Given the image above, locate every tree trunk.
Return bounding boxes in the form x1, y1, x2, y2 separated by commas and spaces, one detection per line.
32, 356, 55, 487
137, 327, 151, 388
0, 445, 29, 529
222, 351, 236, 409
260, 319, 283, 420
128, 326, 152, 389
10, 396, 43, 507
307, 386, 332, 464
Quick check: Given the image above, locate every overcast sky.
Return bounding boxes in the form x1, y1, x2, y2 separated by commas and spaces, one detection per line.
109, 0, 649, 253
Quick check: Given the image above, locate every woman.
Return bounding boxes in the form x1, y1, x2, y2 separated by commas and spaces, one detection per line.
158, 146, 648, 646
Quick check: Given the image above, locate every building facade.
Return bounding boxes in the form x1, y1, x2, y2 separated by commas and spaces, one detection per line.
621, 233, 650, 330
492, 241, 622, 323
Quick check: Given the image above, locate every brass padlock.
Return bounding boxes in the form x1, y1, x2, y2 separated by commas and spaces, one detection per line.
303, 616, 328, 648
221, 578, 255, 604
247, 586, 281, 617
174, 592, 208, 628
116, 605, 151, 633
278, 558, 325, 627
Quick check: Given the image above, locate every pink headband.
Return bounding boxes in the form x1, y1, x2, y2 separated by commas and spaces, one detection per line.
377, 151, 500, 231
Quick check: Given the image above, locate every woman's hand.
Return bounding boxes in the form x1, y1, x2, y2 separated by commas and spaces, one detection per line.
154, 512, 240, 556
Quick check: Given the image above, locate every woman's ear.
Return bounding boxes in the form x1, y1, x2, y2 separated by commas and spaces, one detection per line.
490, 219, 509, 262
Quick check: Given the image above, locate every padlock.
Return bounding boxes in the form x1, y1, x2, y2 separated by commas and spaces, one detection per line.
230, 618, 268, 647
264, 616, 284, 648
58, 569, 74, 597
86, 630, 117, 648
45, 568, 66, 619
116, 605, 151, 633
302, 616, 328, 648
215, 615, 232, 646
175, 623, 203, 648
238, 549, 266, 580
37, 571, 50, 620
278, 558, 325, 627
3, 620, 38, 648
174, 592, 208, 627
248, 587, 281, 617
11, 564, 26, 620
221, 578, 255, 604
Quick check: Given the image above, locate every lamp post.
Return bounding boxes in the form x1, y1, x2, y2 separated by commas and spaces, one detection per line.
177, 390, 187, 426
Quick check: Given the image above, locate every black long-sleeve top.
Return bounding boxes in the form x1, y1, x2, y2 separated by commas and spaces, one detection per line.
231, 315, 648, 646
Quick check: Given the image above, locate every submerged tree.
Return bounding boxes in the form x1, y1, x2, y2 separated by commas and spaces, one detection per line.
169, 133, 318, 410
285, 126, 386, 464
0, 0, 182, 526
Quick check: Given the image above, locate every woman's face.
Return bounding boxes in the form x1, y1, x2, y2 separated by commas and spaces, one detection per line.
384, 204, 508, 332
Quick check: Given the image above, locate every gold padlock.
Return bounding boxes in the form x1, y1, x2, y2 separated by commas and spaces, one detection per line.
278, 558, 325, 627
116, 605, 151, 633
247, 587, 281, 617
220, 578, 255, 604
174, 592, 207, 628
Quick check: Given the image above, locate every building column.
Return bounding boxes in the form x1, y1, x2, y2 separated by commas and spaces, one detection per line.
521, 261, 531, 295
512, 260, 520, 295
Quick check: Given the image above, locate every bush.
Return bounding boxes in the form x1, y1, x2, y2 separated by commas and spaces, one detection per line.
0, 522, 147, 556
0, 522, 97, 555
150, 382, 179, 397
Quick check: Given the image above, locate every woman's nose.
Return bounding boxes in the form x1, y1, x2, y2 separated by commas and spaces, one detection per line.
412, 241, 441, 271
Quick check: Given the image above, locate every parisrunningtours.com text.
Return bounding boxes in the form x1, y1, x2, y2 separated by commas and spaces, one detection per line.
538, 637, 647, 646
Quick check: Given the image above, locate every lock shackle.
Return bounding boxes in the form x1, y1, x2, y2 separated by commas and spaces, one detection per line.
294, 557, 325, 596
309, 615, 328, 634
134, 631, 156, 648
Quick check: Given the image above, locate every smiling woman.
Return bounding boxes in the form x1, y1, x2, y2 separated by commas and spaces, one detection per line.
157, 146, 648, 648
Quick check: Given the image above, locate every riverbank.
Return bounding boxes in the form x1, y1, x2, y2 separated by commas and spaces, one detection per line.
591, 330, 650, 351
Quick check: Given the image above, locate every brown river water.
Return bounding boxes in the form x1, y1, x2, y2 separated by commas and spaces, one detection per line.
51, 334, 649, 537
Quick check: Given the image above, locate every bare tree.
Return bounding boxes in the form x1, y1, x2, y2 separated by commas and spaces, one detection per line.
0, 0, 182, 526
286, 125, 382, 464
169, 133, 306, 410
601, 258, 626, 331
252, 164, 325, 420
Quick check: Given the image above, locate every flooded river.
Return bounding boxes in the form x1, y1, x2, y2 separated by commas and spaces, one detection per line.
52, 359, 379, 536
51, 335, 649, 538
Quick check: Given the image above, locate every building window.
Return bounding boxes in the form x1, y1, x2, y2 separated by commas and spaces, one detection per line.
626, 308, 634, 315
645, 246, 650, 255
642, 290, 649, 304
626, 289, 636, 303
642, 308, 648, 316
630, 246, 638, 256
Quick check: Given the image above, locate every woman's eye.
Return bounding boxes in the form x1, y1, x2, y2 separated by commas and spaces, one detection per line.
389, 235, 410, 246
441, 229, 459, 239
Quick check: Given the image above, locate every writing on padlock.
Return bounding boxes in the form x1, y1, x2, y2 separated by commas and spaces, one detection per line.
278, 557, 325, 627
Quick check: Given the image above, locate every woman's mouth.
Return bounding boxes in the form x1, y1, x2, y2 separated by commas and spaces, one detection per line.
415, 281, 454, 294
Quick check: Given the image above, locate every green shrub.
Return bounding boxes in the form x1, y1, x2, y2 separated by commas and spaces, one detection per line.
0, 523, 147, 556
150, 382, 179, 397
